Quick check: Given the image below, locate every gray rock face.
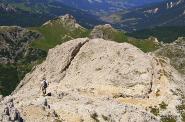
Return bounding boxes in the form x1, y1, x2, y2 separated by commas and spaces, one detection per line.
2, 97, 23, 122
90, 24, 117, 40
155, 37, 185, 75
0, 26, 40, 64
42, 14, 84, 30
0, 38, 184, 122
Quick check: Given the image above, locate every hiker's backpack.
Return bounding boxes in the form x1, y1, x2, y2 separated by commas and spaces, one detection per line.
42, 80, 48, 88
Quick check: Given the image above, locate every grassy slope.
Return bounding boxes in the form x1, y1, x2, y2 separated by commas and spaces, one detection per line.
117, 32, 159, 52
29, 16, 158, 53
127, 37, 159, 52
96, 27, 159, 52
31, 24, 90, 51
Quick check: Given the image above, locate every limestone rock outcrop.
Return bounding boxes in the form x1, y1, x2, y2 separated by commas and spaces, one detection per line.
155, 37, 185, 75
0, 38, 184, 122
90, 24, 118, 40
42, 14, 84, 30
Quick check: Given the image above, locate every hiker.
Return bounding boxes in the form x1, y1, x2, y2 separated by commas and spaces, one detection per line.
40, 77, 49, 96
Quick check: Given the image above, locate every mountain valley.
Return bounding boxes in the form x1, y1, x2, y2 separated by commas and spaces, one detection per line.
104, 0, 185, 31
0, 0, 104, 28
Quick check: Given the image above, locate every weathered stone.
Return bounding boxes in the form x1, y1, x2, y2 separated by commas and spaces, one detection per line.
90, 24, 117, 40
3, 107, 9, 115
50, 109, 58, 117
155, 37, 185, 75
2, 115, 10, 122
9, 108, 17, 121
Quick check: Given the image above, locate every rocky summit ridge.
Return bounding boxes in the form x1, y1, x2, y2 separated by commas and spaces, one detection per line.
0, 38, 185, 122
90, 24, 117, 39
42, 14, 84, 30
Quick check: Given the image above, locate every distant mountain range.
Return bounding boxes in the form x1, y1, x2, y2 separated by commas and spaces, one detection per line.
0, 0, 104, 28
103, 0, 185, 31
0, 0, 185, 31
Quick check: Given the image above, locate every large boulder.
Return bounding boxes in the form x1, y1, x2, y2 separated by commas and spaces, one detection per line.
0, 38, 184, 122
